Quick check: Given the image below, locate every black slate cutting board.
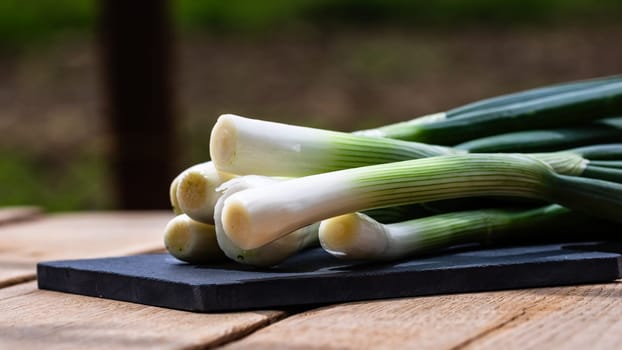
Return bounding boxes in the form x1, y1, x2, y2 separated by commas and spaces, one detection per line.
37, 242, 622, 312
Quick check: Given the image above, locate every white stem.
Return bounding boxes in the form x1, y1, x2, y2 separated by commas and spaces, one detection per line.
210, 114, 337, 176
221, 171, 361, 249
176, 161, 235, 224
214, 176, 319, 267
319, 213, 390, 259
210, 114, 457, 177
320, 212, 466, 261
164, 214, 226, 264
169, 162, 213, 215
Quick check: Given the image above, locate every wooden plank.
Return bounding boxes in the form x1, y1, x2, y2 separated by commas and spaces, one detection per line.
460, 282, 622, 350
0, 206, 41, 225
221, 290, 546, 349
0, 212, 172, 287
0, 280, 36, 299
0, 282, 284, 350
221, 282, 622, 350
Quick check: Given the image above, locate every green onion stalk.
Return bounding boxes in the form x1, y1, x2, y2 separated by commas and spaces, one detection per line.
209, 114, 612, 182
319, 204, 618, 261
217, 154, 622, 250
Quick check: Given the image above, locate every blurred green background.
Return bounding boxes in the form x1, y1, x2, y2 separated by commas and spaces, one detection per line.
1, 0, 622, 211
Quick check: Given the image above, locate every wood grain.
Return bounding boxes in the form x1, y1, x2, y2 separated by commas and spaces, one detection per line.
222, 282, 622, 350
0, 206, 41, 225
0, 212, 172, 287
461, 282, 622, 350
0, 282, 284, 350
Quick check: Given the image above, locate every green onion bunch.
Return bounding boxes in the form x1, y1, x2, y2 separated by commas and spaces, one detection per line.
165, 75, 622, 266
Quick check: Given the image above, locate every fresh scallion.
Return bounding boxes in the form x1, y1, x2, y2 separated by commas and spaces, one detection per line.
209, 114, 594, 179
319, 204, 617, 261
217, 154, 622, 250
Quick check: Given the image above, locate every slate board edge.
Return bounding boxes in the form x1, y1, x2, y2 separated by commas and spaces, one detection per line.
36, 252, 622, 313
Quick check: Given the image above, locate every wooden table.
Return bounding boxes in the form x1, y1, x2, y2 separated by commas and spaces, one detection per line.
1, 209, 621, 349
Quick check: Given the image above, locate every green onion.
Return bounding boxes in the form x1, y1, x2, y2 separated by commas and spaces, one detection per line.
209, 114, 590, 178
217, 154, 622, 250
319, 204, 616, 261
163, 214, 226, 264
354, 81, 622, 145
175, 161, 235, 224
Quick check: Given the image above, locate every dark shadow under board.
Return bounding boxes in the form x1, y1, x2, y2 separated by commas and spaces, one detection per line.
37, 242, 622, 312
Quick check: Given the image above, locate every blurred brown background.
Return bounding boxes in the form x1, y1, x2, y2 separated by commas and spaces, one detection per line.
1, 0, 621, 211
